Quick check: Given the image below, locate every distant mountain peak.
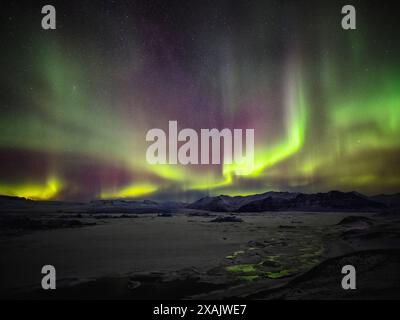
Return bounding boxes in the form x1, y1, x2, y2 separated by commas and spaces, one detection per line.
188, 190, 388, 212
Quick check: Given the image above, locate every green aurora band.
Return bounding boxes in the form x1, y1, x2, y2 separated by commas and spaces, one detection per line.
0, 1, 399, 200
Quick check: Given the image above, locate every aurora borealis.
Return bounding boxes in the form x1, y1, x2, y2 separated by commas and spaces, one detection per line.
0, 0, 399, 201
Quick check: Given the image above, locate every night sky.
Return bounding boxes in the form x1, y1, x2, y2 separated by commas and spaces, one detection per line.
1, 0, 399, 201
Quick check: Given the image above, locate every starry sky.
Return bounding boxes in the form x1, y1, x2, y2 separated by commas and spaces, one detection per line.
0, 0, 399, 201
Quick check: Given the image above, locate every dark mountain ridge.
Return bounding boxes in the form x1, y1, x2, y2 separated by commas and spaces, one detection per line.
0, 190, 397, 214
189, 191, 389, 212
